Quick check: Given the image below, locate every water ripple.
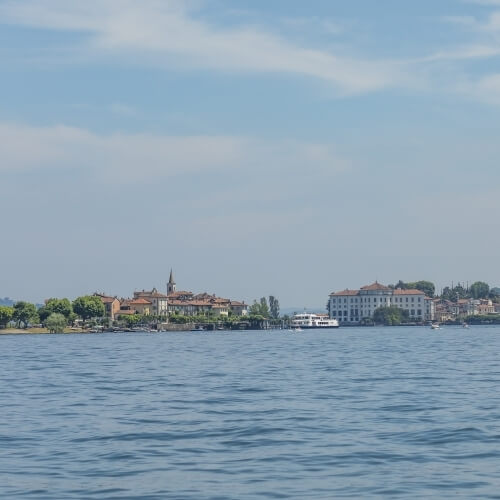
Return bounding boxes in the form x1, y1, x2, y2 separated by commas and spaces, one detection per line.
1, 326, 500, 498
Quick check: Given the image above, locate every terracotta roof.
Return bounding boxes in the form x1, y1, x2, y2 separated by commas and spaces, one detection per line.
94, 294, 117, 303
393, 289, 425, 295
230, 301, 246, 306
167, 291, 193, 297
361, 282, 391, 291
135, 290, 168, 299
330, 289, 360, 296
129, 298, 152, 305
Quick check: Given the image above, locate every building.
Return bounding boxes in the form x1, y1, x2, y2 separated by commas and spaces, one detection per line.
119, 298, 152, 316
167, 269, 176, 295
328, 282, 435, 324
133, 288, 168, 316
166, 271, 248, 317
94, 294, 121, 320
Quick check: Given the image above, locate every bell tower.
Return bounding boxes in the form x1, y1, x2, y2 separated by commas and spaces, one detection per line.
167, 269, 176, 295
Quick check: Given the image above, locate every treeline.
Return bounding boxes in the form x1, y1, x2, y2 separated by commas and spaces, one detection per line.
0, 294, 284, 332
389, 280, 499, 301
0, 296, 105, 332
248, 296, 280, 320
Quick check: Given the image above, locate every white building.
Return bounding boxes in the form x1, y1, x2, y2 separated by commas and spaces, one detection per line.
328, 282, 435, 324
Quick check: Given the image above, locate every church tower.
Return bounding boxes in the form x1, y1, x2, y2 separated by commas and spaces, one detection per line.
167, 269, 176, 295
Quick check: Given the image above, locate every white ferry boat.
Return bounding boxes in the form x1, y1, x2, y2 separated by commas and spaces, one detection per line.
290, 313, 339, 329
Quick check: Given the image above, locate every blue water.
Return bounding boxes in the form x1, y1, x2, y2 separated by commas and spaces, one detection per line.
1, 326, 500, 499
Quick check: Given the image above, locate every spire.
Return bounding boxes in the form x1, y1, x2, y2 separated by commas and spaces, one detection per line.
167, 269, 176, 295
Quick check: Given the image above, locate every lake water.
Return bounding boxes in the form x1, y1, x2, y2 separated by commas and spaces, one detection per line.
1, 326, 500, 499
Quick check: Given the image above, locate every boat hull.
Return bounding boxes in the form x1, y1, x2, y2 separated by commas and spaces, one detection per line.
292, 325, 340, 329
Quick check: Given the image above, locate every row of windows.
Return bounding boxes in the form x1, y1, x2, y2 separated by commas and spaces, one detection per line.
331, 309, 423, 318
332, 297, 422, 304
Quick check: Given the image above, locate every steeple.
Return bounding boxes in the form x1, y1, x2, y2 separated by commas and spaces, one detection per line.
167, 269, 176, 295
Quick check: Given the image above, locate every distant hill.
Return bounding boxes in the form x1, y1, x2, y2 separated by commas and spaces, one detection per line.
0, 297, 14, 306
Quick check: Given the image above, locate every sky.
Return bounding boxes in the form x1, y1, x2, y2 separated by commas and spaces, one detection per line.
1, 0, 500, 309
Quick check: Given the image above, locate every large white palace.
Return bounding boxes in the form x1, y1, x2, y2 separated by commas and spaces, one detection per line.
328, 282, 435, 324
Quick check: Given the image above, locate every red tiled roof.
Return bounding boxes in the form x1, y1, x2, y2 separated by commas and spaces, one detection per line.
361, 282, 391, 291
117, 309, 136, 315
94, 294, 117, 303
135, 290, 168, 299
330, 289, 359, 296
393, 289, 425, 295
230, 301, 246, 306
129, 298, 152, 305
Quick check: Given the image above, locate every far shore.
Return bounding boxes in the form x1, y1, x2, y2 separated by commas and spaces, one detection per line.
0, 327, 89, 335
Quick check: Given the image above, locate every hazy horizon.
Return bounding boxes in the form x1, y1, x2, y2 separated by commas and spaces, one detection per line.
2, 0, 500, 307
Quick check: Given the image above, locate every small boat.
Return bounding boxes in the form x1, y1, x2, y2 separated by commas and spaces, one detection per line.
293, 327, 303, 332
462, 322, 469, 329
191, 326, 205, 332
430, 323, 440, 330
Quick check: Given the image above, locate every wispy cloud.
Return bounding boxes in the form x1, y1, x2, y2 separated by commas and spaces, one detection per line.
3, 0, 500, 105
0, 121, 348, 183
0, 0, 406, 95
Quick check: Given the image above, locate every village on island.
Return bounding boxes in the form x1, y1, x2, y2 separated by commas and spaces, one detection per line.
1, 273, 500, 333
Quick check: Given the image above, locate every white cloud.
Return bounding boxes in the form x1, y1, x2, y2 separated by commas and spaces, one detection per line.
0, 122, 347, 183
0, 0, 406, 95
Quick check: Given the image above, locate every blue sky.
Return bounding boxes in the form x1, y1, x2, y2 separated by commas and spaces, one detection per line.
1, 0, 500, 308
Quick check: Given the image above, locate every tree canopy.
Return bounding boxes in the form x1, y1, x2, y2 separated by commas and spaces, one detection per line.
45, 313, 67, 333
0, 306, 14, 328
38, 298, 73, 321
269, 296, 280, 319
13, 301, 38, 328
72, 295, 105, 320
394, 280, 435, 297
373, 306, 409, 326
249, 297, 271, 318
469, 281, 490, 300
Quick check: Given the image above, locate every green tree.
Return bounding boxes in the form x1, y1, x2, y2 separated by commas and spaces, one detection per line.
442, 284, 467, 302
13, 301, 39, 328
249, 298, 271, 318
441, 286, 457, 302
259, 297, 270, 318
470, 281, 490, 299
72, 295, 105, 321
45, 313, 67, 333
249, 300, 260, 315
38, 298, 73, 321
269, 296, 280, 319
373, 306, 409, 326
0, 306, 14, 328
407, 280, 435, 298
